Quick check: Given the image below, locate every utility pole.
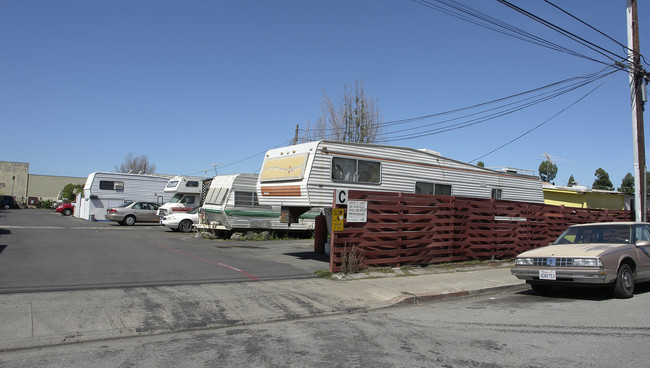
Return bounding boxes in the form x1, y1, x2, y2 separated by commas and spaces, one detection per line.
627, 0, 647, 222
293, 124, 300, 145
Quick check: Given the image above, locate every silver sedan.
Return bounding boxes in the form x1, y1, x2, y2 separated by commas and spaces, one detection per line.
105, 201, 161, 226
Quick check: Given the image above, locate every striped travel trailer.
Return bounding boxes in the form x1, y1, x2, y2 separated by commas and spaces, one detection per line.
257, 140, 544, 223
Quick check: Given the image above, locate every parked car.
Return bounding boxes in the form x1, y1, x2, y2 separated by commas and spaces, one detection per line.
55, 203, 74, 216
160, 207, 199, 233
105, 201, 161, 226
511, 222, 650, 298
0, 195, 19, 210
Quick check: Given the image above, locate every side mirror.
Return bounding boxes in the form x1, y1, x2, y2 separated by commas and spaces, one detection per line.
636, 240, 650, 247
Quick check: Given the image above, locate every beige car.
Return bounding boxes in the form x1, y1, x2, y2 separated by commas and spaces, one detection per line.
511, 222, 650, 298
105, 201, 161, 226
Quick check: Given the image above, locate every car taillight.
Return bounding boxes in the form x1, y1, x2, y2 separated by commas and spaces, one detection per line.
107, 209, 117, 213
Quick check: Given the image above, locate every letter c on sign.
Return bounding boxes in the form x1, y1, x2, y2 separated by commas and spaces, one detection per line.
336, 189, 347, 205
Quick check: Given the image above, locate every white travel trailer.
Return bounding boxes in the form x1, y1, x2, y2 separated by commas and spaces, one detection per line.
157, 176, 212, 217
256, 140, 544, 223
196, 173, 315, 235
77, 172, 173, 221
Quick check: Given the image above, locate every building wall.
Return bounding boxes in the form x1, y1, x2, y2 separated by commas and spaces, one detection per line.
583, 191, 625, 210
27, 174, 87, 203
1, 161, 87, 205
0, 161, 29, 202
543, 188, 625, 210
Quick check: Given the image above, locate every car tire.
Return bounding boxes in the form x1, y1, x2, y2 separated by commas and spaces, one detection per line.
62, 208, 72, 216
2, 204, 10, 210
611, 263, 634, 299
123, 215, 136, 226
178, 219, 193, 233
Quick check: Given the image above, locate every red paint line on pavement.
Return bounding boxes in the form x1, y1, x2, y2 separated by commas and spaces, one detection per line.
150, 243, 259, 281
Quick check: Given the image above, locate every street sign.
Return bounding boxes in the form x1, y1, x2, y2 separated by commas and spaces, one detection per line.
332, 208, 345, 231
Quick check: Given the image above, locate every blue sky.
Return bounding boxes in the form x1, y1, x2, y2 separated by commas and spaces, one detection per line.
1, 0, 648, 189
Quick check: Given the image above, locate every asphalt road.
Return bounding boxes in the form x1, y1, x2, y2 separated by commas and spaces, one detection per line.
0, 209, 328, 293
2, 287, 649, 367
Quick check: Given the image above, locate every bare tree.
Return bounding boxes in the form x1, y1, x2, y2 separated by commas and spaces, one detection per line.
115, 153, 156, 174
304, 78, 382, 143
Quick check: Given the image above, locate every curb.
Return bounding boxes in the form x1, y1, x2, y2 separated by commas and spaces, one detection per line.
390, 283, 530, 306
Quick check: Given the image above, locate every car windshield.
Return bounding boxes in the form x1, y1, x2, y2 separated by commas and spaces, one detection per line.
554, 225, 632, 245
117, 202, 133, 208
169, 193, 183, 203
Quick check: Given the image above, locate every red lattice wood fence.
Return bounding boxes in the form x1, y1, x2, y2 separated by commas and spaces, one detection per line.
329, 190, 635, 272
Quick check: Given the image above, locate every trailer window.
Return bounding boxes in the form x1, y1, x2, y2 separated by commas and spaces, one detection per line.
491, 189, 502, 200
166, 180, 179, 189
332, 157, 380, 184
436, 184, 452, 196
204, 186, 229, 205
99, 181, 124, 191
415, 182, 452, 196
415, 182, 434, 195
186, 181, 199, 187
234, 191, 259, 206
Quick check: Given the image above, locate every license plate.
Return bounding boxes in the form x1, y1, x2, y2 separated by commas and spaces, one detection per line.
539, 270, 556, 280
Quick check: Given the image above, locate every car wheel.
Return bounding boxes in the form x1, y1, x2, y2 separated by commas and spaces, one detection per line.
123, 215, 136, 226
612, 263, 634, 299
62, 208, 72, 216
178, 219, 193, 233
2, 204, 9, 210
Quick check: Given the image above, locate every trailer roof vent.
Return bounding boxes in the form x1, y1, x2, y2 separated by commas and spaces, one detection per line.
417, 148, 441, 156
500, 168, 518, 173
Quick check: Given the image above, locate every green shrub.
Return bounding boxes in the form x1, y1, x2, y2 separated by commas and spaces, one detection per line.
35, 198, 54, 209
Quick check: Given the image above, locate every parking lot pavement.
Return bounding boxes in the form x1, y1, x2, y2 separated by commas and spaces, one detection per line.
0, 265, 526, 351
0, 209, 329, 293
0, 209, 527, 351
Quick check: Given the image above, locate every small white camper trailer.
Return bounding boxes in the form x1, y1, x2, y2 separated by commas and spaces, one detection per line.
256, 140, 544, 222
197, 173, 315, 235
77, 172, 173, 221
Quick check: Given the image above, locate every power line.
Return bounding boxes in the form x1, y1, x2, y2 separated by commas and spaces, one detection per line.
181, 137, 295, 177
306, 65, 620, 140
384, 67, 616, 133
543, 0, 630, 53
409, 0, 623, 66
469, 78, 611, 163
218, 138, 294, 172
497, 0, 628, 64
300, 66, 617, 145
376, 67, 616, 142
543, 0, 649, 69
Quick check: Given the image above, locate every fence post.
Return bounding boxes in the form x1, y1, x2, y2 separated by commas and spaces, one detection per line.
397, 192, 404, 267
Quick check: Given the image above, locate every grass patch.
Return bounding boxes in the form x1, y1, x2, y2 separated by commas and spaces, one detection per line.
315, 270, 333, 278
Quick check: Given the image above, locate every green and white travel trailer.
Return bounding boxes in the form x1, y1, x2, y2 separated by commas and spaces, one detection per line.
196, 173, 316, 235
